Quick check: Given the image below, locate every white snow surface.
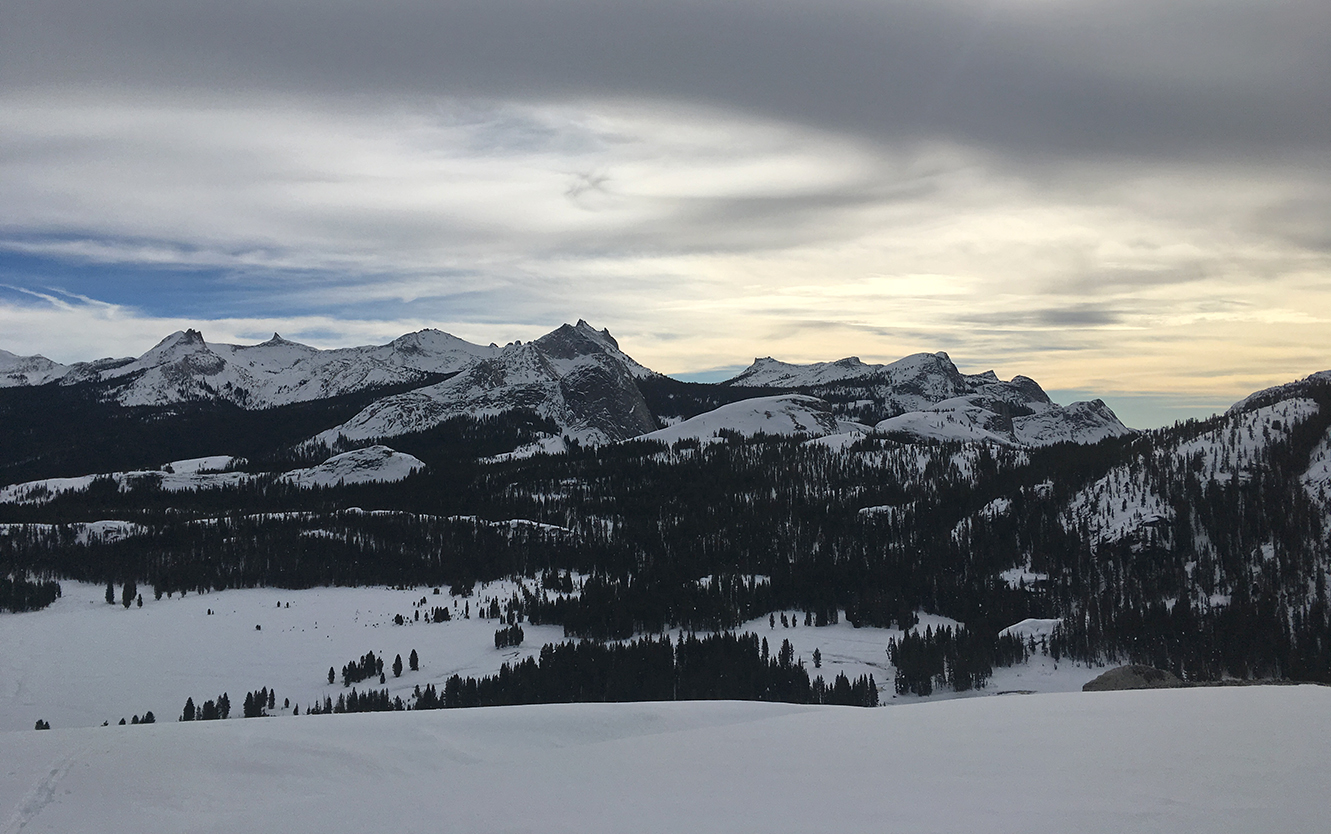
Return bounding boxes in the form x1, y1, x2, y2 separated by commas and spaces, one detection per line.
1, 448, 421, 503
3, 687, 1328, 833
640, 395, 867, 444
278, 445, 425, 488
999, 617, 1062, 642
875, 399, 1130, 447
999, 567, 1049, 589
162, 456, 238, 474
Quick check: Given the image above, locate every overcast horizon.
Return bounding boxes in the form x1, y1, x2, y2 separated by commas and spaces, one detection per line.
3, 0, 1328, 428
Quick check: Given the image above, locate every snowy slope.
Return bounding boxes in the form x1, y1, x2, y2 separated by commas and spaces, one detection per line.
3, 687, 1328, 834
0, 349, 71, 387
876, 405, 1018, 444
1061, 397, 1322, 546
1306, 427, 1331, 501
873, 397, 1129, 447
1013, 399, 1131, 445
314, 321, 659, 447
640, 395, 867, 444
1228, 369, 1331, 414
279, 445, 424, 488
0, 448, 422, 503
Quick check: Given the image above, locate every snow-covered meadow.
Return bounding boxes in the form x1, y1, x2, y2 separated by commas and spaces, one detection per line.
4, 687, 1328, 833
0, 582, 1101, 733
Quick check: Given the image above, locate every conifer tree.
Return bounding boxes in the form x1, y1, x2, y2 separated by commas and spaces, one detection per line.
393, 654, 404, 677
409, 649, 419, 671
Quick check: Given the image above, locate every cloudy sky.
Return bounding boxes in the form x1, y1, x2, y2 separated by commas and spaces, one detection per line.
2, 0, 1328, 426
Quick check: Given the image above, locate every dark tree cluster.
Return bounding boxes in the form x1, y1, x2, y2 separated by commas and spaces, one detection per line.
408, 633, 878, 710
179, 693, 230, 722
340, 652, 384, 687
243, 688, 275, 718
307, 688, 405, 715
494, 623, 525, 649
0, 574, 60, 612
888, 627, 1030, 696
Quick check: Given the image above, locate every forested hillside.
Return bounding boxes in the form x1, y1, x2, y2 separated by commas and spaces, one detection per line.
5, 372, 1329, 691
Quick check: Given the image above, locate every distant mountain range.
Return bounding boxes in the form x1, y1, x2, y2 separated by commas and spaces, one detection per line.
3, 322, 1329, 696
0, 321, 1133, 469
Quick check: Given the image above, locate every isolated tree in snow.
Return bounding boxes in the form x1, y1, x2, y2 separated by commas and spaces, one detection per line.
122, 580, 136, 609
105, 582, 115, 605
409, 649, 419, 671
813, 648, 822, 669
393, 654, 404, 677
328, 667, 335, 685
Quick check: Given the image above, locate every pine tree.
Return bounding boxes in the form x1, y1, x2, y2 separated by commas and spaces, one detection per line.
393, 654, 404, 677
328, 667, 335, 685
181, 697, 195, 721
409, 649, 419, 671
105, 582, 115, 605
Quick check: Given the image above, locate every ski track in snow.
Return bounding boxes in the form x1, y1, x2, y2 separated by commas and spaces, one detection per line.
0, 748, 82, 834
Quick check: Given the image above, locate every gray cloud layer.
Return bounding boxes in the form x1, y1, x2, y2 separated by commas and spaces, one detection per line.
5, 0, 1328, 161
2, 0, 1329, 426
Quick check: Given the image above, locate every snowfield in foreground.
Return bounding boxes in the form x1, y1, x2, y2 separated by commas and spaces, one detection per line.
3, 687, 1329, 834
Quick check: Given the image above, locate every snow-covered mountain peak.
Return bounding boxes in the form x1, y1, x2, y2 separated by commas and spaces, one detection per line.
102, 329, 226, 391
728, 355, 877, 388
0, 349, 70, 387
312, 321, 659, 448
